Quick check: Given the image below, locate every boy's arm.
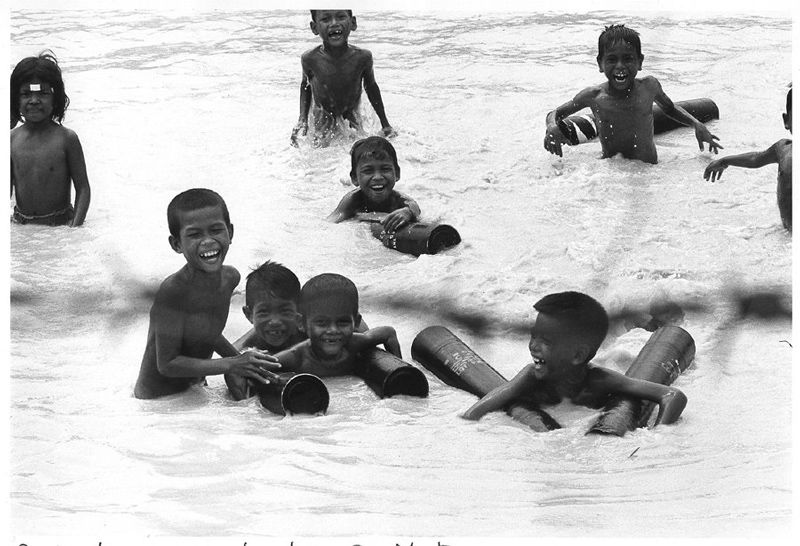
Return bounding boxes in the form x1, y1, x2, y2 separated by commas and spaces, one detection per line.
291, 60, 313, 147
651, 79, 721, 154
462, 364, 536, 420
151, 296, 279, 382
591, 367, 687, 426
350, 326, 402, 358
381, 191, 420, 232
544, 87, 596, 157
326, 189, 360, 223
362, 52, 394, 137
65, 130, 91, 227
703, 145, 780, 182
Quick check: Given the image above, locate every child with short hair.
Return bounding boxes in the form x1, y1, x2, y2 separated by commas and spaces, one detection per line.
10, 52, 91, 226
134, 188, 279, 399
273, 273, 401, 377
327, 136, 420, 233
462, 291, 687, 426
291, 9, 394, 147
703, 87, 792, 231
543, 24, 721, 164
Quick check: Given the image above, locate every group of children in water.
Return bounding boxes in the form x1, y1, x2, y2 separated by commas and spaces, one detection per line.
10, 10, 793, 430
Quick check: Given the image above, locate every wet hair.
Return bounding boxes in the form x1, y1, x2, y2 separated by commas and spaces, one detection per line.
533, 291, 609, 362
245, 261, 302, 309
10, 50, 69, 127
300, 273, 359, 318
166, 188, 231, 238
349, 136, 400, 179
309, 9, 353, 21
597, 24, 642, 61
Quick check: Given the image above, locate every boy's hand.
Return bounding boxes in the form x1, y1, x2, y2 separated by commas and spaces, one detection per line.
381, 207, 414, 233
383, 329, 402, 358
703, 158, 729, 182
544, 127, 567, 157
228, 349, 281, 384
290, 121, 308, 147
695, 125, 722, 154
381, 125, 397, 138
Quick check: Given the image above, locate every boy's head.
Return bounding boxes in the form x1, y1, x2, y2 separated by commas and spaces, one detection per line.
309, 10, 356, 47
11, 51, 69, 127
783, 86, 792, 133
166, 188, 233, 272
596, 25, 643, 91
349, 136, 401, 206
529, 292, 609, 380
244, 261, 302, 350
300, 273, 360, 358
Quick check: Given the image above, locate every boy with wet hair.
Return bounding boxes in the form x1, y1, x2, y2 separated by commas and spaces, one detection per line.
327, 136, 420, 232
10, 51, 91, 226
290, 9, 394, 146
462, 291, 687, 427
703, 87, 792, 231
543, 24, 722, 164
273, 273, 402, 377
134, 188, 279, 399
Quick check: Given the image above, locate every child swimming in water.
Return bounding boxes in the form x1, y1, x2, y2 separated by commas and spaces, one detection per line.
327, 136, 420, 233
462, 291, 687, 426
543, 24, 722, 164
272, 273, 402, 377
703, 87, 792, 231
10, 52, 91, 226
134, 189, 279, 399
290, 10, 394, 147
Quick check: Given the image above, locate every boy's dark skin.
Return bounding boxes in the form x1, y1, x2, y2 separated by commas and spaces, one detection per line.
291, 10, 394, 146
544, 28, 721, 164
462, 311, 687, 426
703, 90, 792, 231
134, 204, 279, 399
11, 80, 90, 226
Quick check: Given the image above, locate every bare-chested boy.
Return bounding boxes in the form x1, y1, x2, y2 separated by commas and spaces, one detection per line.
10, 52, 90, 226
273, 273, 401, 377
704, 87, 792, 231
543, 24, 722, 164
134, 189, 279, 399
291, 10, 394, 146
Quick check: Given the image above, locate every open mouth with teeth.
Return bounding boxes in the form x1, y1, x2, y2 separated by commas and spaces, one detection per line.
199, 249, 221, 262
328, 28, 344, 39
532, 357, 547, 375
613, 72, 629, 84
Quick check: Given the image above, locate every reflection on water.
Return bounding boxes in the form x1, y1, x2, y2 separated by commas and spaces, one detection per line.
9, 9, 792, 537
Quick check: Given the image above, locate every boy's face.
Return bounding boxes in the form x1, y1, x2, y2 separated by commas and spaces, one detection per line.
352, 156, 399, 206
311, 10, 356, 48
245, 294, 301, 351
783, 106, 792, 133
169, 206, 233, 274
598, 40, 643, 93
304, 297, 357, 359
18, 78, 55, 123
528, 313, 587, 381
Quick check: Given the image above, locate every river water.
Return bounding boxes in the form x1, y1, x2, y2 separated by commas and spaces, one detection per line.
8, 5, 793, 540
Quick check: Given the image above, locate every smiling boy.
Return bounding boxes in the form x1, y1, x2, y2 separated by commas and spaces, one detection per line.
462, 291, 687, 427
134, 189, 279, 399
272, 273, 401, 377
327, 136, 420, 232
543, 24, 721, 164
291, 9, 394, 146
10, 52, 90, 226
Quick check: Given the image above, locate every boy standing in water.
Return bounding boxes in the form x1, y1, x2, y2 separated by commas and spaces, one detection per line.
134, 189, 279, 399
291, 10, 394, 146
10, 52, 91, 226
703, 87, 792, 231
543, 24, 721, 164
273, 273, 402, 377
462, 292, 687, 426
327, 136, 420, 232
